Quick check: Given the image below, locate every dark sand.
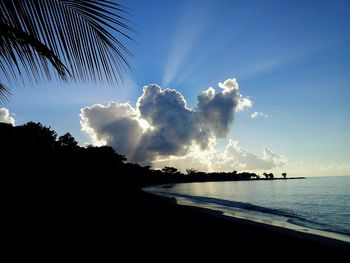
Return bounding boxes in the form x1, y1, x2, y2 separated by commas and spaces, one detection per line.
91, 190, 349, 262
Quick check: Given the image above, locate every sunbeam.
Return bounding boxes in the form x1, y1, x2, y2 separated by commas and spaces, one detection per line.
162, 1, 211, 87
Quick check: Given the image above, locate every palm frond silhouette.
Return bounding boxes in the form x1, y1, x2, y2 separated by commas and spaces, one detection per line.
0, 0, 133, 102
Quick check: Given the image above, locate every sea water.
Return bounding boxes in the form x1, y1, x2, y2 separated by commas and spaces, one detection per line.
147, 176, 350, 242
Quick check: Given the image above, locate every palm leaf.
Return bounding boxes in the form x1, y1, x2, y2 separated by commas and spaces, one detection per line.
0, 0, 133, 100
0, 82, 10, 102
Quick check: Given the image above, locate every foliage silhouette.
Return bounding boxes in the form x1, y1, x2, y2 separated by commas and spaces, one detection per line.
0, 121, 297, 246
58, 132, 78, 148
162, 166, 179, 175
0, 0, 133, 101
186, 168, 198, 175
263, 172, 274, 179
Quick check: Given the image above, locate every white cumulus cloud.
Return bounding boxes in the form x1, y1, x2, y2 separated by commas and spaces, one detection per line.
197, 78, 252, 138
152, 139, 287, 172
80, 78, 286, 171
80, 102, 146, 160
251, 111, 268, 119
0, 108, 15, 125
214, 139, 287, 171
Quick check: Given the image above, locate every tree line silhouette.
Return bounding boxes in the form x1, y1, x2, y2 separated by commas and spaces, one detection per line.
1, 121, 289, 242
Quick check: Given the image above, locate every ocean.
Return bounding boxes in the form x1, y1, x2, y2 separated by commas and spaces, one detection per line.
147, 176, 350, 242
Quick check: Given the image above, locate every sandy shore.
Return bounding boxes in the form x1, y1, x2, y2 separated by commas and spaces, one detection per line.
88, 190, 349, 262
148, 187, 350, 243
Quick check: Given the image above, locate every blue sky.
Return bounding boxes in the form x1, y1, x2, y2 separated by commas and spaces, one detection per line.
2, 0, 350, 176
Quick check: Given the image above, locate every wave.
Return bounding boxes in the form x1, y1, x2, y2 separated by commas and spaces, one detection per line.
153, 190, 305, 220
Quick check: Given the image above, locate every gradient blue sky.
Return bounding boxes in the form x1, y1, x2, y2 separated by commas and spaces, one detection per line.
2, 0, 350, 176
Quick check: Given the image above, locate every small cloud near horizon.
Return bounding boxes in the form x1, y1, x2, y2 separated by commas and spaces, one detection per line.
251, 111, 268, 119
0, 108, 15, 125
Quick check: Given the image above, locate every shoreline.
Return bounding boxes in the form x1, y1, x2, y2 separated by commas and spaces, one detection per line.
181, 196, 350, 245
131, 189, 350, 261
144, 186, 350, 246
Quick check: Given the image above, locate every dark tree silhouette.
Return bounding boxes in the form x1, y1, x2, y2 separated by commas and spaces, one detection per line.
186, 168, 198, 175
162, 166, 179, 175
86, 144, 127, 164
263, 172, 274, 179
17, 121, 57, 145
0, 0, 133, 101
282, 172, 287, 179
58, 132, 78, 148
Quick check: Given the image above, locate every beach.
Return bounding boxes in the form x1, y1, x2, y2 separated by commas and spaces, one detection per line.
86, 190, 350, 262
